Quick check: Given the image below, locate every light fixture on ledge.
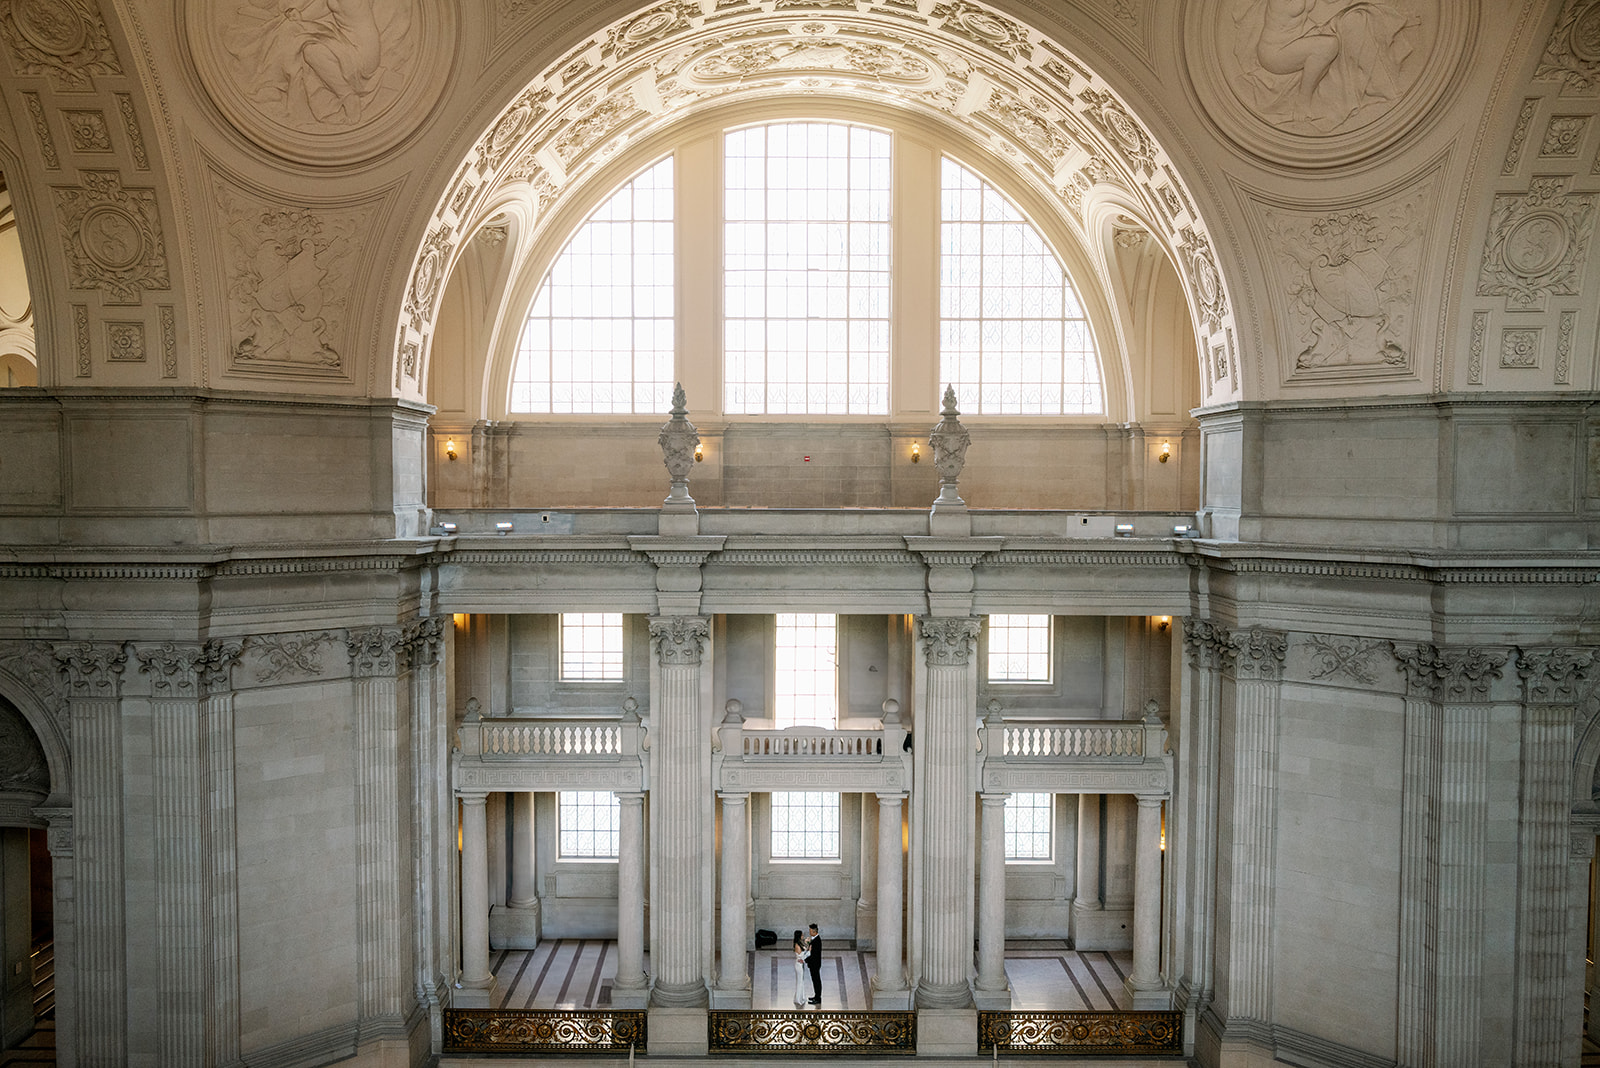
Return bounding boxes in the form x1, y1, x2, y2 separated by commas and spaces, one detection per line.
445, 437, 458, 461
911, 441, 920, 463
1155, 615, 1171, 632
1158, 440, 1171, 463
694, 442, 704, 462
438, 522, 457, 534
495, 521, 514, 534
1114, 522, 1135, 537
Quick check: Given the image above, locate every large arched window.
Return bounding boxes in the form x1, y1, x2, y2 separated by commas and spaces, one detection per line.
506, 121, 1103, 417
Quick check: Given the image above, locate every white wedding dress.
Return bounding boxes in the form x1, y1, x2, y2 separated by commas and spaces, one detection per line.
793, 942, 808, 1005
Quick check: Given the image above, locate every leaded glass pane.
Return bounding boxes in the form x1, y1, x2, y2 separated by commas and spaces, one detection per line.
988, 614, 1051, 682
1005, 792, 1053, 861
770, 791, 841, 859
560, 613, 624, 680
559, 791, 620, 858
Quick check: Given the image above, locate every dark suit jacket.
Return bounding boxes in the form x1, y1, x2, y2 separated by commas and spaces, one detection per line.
806, 935, 822, 973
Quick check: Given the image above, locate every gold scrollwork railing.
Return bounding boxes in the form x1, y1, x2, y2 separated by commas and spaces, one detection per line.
710, 1010, 915, 1054
977, 1010, 1182, 1055
443, 1008, 646, 1053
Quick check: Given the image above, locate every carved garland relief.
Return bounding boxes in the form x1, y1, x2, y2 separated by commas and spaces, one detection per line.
1477, 176, 1598, 312
0, 0, 122, 89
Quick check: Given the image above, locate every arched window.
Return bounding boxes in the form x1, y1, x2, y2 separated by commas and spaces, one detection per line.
506, 122, 1103, 417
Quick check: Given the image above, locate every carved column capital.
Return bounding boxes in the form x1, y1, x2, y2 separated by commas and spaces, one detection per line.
1183, 617, 1231, 670
53, 641, 127, 699
403, 616, 447, 668
1393, 643, 1508, 702
1228, 626, 1287, 681
347, 626, 405, 678
136, 642, 205, 697
198, 638, 244, 693
917, 616, 982, 666
649, 615, 710, 665
1517, 647, 1593, 705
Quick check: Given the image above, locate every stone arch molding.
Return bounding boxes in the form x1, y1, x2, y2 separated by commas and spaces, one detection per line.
393, 0, 1241, 406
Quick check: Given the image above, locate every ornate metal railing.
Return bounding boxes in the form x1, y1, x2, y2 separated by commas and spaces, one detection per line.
741, 730, 883, 758
977, 1010, 1182, 1055
710, 1010, 915, 1054
481, 720, 624, 756
1002, 723, 1144, 759
443, 1008, 646, 1053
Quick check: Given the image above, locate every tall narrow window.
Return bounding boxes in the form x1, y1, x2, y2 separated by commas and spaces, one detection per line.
770, 791, 840, 859
724, 123, 891, 414
987, 614, 1051, 683
941, 158, 1103, 414
510, 157, 674, 413
559, 791, 620, 859
775, 613, 837, 728
1005, 792, 1053, 861
560, 613, 624, 680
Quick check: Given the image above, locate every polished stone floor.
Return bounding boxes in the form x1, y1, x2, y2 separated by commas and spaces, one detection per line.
487, 939, 1135, 1011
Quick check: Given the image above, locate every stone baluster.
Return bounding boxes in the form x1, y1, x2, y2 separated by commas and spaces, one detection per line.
914, 616, 981, 1008
648, 615, 711, 1006
973, 791, 1010, 1007
54, 641, 127, 1064
612, 791, 649, 1007
717, 792, 750, 1003
872, 791, 908, 1006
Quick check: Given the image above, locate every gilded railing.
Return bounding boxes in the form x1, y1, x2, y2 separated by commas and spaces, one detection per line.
1001, 723, 1144, 759
443, 1008, 645, 1053
709, 1010, 915, 1054
977, 1010, 1182, 1055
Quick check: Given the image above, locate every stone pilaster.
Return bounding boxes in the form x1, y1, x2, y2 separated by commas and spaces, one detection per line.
1075, 793, 1102, 911
648, 615, 711, 1008
715, 792, 750, 1005
405, 617, 451, 1022
872, 792, 908, 1007
613, 791, 649, 1007
1171, 618, 1226, 1023
198, 639, 243, 1066
914, 615, 981, 1009
1567, 829, 1597, 1064
54, 641, 126, 1065
1394, 643, 1508, 1065
1220, 626, 1286, 1029
35, 808, 75, 1068
1514, 649, 1590, 1062
856, 789, 879, 950
456, 791, 495, 1006
1126, 794, 1167, 1007
973, 792, 1010, 1007
347, 625, 412, 1023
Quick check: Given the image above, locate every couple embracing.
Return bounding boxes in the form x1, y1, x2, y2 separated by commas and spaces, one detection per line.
791, 923, 822, 1005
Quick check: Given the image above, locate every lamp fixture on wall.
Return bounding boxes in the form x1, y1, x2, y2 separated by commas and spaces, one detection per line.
911, 441, 920, 463
694, 442, 704, 462
1158, 441, 1171, 463
1155, 615, 1171, 632
445, 438, 458, 461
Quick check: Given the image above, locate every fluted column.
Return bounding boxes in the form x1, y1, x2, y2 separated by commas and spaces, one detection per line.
55, 642, 127, 1066
1171, 619, 1227, 1020
509, 791, 538, 908
856, 793, 879, 949
1075, 793, 1102, 911
406, 618, 449, 1018
974, 792, 1010, 1004
199, 641, 244, 1066
914, 616, 981, 1008
1221, 626, 1286, 1029
717, 792, 750, 996
648, 615, 711, 1006
872, 792, 907, 1004
348, 626, 411, 1022
1126, 794, 1166, 1006
457, 791, 495, 1004
613, 791, 648, 1005
1515, 649, 1590, 1062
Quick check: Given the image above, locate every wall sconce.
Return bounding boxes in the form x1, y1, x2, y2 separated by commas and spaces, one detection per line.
694, 442, 704, 462
911, 441, 921, 463
445, 438, 458, 461
1155, 615, 1171, 632
1158, 441, 1171, 463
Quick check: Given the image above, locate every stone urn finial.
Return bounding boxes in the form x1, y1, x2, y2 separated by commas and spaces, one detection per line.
658, 382, 700, 513
928, 385, 971, 527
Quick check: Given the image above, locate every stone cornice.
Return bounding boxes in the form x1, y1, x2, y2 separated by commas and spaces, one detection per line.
1193, 391, 1600, 418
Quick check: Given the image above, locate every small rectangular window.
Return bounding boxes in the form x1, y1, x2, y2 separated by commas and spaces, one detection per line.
775, 613, 837, 728
561, 613, 624, 680
770, 791, 840, 860
1005, 792, 1053, 862
559, 791, 620, 859
987, 614, 1051, 683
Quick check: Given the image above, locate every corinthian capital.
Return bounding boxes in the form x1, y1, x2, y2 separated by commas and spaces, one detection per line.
1228, 626, 1287, 681
1183, 617, 1231, 669
649, 615, 710, 665
136, 642, 205, 697
54, 641, 126, 699
347, 626, 405, 679
918, 616, 982, 666
1517, 647, 1593, 705
1392, 643, 1507, 702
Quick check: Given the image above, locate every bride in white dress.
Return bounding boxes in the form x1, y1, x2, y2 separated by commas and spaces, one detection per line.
792, 930, 808, 1006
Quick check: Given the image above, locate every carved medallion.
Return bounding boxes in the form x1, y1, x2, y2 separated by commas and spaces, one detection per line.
1478, 177, 1598, 311
1185, 0, 1469, 168
184, 0, 455, 166
1537, 0, 1600, 94
53, 171, 169, 304
0, 0, 122, 89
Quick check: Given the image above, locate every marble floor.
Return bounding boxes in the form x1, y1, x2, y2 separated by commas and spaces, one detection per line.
487, 939, 1135, 1011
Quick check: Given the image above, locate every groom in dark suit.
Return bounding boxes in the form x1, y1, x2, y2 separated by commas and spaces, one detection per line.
805, 922, 822, 1004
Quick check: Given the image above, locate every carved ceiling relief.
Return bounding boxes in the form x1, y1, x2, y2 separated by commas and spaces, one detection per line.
0, 703, 49, 796
213, 178, 375, 378
52, 170, 170, 305
1535, 0, 1600, 94
1477, 176, 1598, 312
1256, 177, 1433, 380
0, 0, 122, 89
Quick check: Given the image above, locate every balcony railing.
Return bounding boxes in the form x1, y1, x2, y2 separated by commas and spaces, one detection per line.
709, 1009, 915, 1054
741, 729, 883, 758
482, 720, 624, 756
1002, 723, 1144, 759
443, 1007, 645, 1053
977, 1009, 1182, 1055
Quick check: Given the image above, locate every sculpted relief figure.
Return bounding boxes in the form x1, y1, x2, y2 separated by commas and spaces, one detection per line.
1229, 0, 1426, 134
223, 0, 414, 128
